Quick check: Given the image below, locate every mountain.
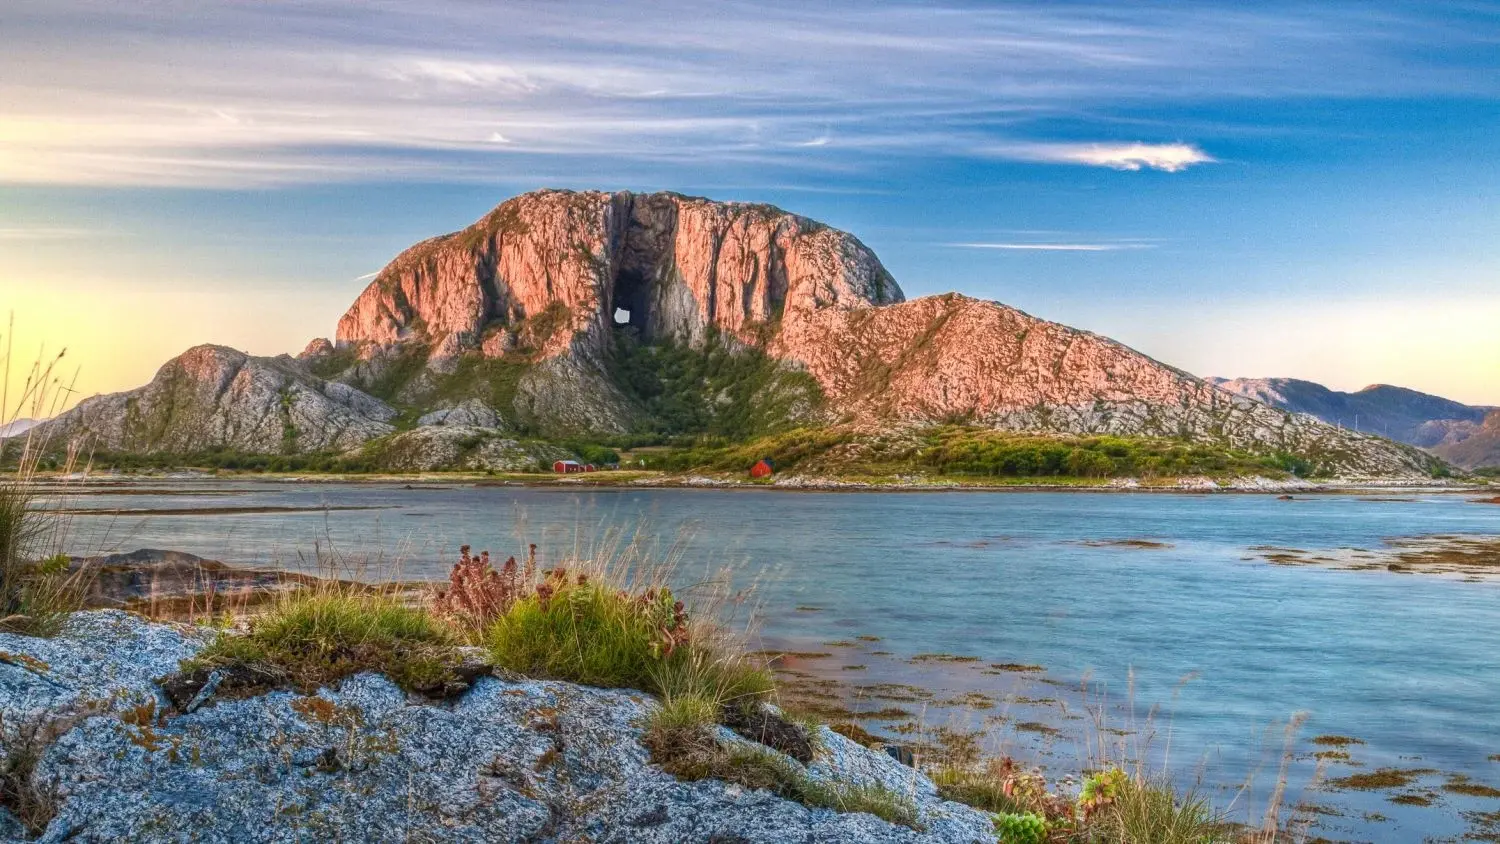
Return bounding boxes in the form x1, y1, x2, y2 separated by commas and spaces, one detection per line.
39, 190, 1449, 478
0, 418, 37, 438
1425, 410, 1500, 470
1212, 377, 1497, 468
40, 345, 398, 454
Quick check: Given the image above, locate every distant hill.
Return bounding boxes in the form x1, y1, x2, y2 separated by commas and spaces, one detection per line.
1425, 411, 1500, 471
0, 418, 37, 438
1212, 377, 1497, 469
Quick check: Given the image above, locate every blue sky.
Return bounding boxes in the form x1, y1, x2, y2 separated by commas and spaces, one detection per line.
1, 0, 1497, 404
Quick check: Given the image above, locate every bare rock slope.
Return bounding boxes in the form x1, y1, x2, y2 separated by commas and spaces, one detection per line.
37, 345, 397, 454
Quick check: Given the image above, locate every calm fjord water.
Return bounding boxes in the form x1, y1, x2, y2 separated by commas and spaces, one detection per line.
62, 483, 1500, 840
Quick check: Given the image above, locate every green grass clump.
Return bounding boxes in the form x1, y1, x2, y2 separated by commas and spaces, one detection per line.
186, 593, 465, 694
485, 578, 773, 707
1088, 776, 1222, 844
931, 767, 1028, 815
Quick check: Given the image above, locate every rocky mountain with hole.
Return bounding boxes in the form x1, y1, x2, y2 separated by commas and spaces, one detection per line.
31, 189, 1454, 479
0, 611, 995, 842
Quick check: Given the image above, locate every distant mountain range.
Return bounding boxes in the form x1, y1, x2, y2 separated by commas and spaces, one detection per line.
0, 419, 37, 438
33, 190, 1449, 479
1212, 378, 1498, 469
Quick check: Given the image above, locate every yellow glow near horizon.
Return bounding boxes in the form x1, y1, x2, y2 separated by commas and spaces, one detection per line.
0, 277, 355, 414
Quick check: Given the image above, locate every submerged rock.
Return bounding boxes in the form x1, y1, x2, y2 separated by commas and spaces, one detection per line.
0, 612, 994, 843
70, 549, 321, 617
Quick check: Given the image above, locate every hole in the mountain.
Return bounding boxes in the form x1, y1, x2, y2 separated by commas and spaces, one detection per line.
612, 267, 650, 334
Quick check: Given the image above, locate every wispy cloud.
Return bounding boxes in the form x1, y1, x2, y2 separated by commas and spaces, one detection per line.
0, 1, 1488, 187
999, 142, 1215, 172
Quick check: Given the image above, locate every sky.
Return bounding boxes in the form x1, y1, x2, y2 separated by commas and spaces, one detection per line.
1, 0, 1497, 408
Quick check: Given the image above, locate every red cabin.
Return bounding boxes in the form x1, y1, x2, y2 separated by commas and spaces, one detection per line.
750, 458, 774, 479
553, 460, 585, 473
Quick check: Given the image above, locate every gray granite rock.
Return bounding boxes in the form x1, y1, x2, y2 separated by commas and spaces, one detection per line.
0, 613, 996, 843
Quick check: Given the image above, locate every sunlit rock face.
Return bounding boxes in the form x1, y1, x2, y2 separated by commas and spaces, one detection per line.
334, 189, 901, 360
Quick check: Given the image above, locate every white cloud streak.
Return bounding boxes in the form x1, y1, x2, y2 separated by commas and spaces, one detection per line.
1001, 142, 1216, 172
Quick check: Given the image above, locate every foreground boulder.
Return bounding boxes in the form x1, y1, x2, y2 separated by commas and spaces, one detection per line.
0, 612, 994, 843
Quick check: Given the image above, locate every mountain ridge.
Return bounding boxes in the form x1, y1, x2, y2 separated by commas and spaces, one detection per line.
33, 189, 1451, 480
1212, 376, 1497, 469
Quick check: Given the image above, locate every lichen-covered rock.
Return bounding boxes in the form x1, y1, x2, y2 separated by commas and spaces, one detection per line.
0, 613, 995, 843
416, 398, 504, 429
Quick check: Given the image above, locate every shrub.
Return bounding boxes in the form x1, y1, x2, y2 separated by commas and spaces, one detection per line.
431, 544, 537, 633
993, 812, 1048, 844
486, 574, 770, 706
184, 592, 467, 695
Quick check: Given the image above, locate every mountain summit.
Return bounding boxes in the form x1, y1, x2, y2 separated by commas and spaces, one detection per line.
41, 190, 1447, 479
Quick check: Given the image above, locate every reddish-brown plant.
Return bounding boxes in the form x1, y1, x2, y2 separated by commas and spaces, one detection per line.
433, 544, 540, 629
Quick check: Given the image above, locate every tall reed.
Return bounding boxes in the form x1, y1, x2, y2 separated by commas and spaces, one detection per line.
0, 317, 90, 635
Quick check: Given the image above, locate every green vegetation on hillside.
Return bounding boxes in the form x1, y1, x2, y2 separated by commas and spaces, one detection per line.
87, 449, 383, 474
354, 303, 575, 433
607, 329, 822, 440
641, 425, 1320, 480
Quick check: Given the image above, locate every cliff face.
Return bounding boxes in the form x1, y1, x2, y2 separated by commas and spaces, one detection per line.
335, 190, 900, 362
38, 345, 397, 454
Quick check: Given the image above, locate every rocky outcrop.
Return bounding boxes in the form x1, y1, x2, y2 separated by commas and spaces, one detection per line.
367, 426, 570, 472
774, 294, 1446, 476
335, 190, 899, 362
69, 549, 322, 616
35, 345, 397, 455
0, 612, 995, 842
416, 398, 504, 429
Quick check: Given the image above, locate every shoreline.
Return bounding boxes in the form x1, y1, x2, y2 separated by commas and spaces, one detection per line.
20, 469, 1494, 496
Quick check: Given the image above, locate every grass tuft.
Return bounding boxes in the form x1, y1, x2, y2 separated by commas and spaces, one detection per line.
0, 324, 91, 637
183, 592, 468, 696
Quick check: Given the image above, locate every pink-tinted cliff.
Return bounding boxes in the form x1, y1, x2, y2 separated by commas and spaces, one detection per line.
335, 190, 901, 360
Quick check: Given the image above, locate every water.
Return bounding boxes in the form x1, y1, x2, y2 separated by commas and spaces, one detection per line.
57, 481, 1500, 841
